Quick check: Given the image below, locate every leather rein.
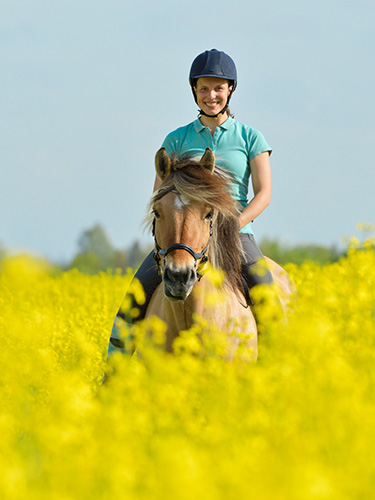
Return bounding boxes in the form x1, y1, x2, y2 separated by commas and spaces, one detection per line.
152, 186, 213, 280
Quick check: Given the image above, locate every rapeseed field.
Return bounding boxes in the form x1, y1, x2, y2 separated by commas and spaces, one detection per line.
1, 233, 375, 499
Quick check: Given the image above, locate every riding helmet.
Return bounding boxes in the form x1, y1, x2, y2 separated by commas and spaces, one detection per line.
189, 49, 237, 89
189, 49, 237, 115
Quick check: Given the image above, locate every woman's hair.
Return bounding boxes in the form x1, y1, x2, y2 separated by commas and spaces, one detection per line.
191, 78, 236, 90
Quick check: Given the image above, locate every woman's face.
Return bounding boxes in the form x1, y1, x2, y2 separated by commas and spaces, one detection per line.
194, 77, 233, 116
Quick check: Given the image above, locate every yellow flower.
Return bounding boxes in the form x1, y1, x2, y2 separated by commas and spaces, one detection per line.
1, 230, 375, 499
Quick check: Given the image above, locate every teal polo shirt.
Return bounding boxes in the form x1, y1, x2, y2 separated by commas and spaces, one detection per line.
161, 116, 272, 235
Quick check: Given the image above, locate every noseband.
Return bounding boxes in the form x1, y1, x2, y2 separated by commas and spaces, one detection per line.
152, 188, 213, 280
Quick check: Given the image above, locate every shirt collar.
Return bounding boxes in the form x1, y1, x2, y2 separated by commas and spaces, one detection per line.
194, 115, 234, 133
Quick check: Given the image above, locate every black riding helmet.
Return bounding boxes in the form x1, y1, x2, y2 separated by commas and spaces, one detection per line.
189, 49, 237, 117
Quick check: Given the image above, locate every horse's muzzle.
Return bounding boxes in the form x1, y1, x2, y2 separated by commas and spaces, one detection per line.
163, 265, 197, 301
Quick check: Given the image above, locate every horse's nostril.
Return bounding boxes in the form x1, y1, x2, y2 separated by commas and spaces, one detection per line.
163, 266, 197, 286
163, 267, 171, 283
189, 268, 196, 282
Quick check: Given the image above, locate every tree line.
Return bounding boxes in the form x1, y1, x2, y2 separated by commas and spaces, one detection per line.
0, 223, 344, 275
63, 224, 151, 274
63, 223, 343, 274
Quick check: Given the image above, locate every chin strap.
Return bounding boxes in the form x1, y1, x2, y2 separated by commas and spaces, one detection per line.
198, 103, 229, 119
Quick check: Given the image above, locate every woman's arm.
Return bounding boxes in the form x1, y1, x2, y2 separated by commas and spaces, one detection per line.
238, 151, 272, 229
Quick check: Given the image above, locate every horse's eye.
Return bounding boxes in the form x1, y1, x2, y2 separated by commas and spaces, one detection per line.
205, 210, 213, 221
153, 209, 160, 219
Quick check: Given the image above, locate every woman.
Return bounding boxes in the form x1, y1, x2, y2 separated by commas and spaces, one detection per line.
108, 49, 274, 354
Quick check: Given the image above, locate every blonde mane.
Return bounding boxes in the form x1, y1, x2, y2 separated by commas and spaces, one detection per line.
145, 156, 245, 294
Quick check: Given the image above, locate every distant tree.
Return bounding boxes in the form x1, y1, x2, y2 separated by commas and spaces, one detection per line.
0, 242, 5, 267
68, 223, 152, 274
77, 224, 115, 261
128, 240, 151, 269
285, 243, 342, 266
112, 249, 129, 271
71, 224, 116, 274
260, 237, 343, 266
258, 237, 286, 265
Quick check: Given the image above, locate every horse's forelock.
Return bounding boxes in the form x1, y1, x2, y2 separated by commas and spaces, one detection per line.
169, 160, 237, 216
146, 156, 244, 294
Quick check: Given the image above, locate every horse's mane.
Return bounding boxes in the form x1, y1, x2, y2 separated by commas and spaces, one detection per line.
145, 155, 245, 294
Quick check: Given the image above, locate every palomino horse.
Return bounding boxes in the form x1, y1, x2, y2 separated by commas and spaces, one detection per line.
142, 147, 291, 360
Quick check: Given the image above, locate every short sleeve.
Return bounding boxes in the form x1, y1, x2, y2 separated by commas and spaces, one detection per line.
248, 129, 272, 160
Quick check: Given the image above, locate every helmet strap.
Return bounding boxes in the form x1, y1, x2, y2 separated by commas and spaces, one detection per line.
198, 102, 229, 119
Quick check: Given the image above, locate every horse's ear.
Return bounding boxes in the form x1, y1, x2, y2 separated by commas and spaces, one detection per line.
200, 148, 215, 173
155, 147, 171, 180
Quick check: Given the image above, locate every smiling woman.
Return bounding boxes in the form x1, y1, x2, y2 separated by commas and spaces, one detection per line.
194, 78, 233, 125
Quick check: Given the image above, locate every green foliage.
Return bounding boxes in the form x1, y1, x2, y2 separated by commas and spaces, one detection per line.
67, 223, 151, 274
260, 236, 343, 266
67, 224, 345, 275
0, 225, 355, 274
77, 224, 115, 261
0, 242, 5, 263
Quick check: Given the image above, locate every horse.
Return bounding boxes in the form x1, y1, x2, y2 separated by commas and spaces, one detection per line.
141, 147, 292, 360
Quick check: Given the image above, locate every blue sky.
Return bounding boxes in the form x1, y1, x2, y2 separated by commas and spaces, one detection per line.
1, 0, 374, 262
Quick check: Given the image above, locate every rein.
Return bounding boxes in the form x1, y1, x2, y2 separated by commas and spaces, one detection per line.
152, 186, 213, 280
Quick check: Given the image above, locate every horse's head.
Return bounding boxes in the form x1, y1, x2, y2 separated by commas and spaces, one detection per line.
149, 148, 243, 302
151, 148, 215, 301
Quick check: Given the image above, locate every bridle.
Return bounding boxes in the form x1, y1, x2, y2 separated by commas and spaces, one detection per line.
152, 187, 213, 280
152, 218, 212, 280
